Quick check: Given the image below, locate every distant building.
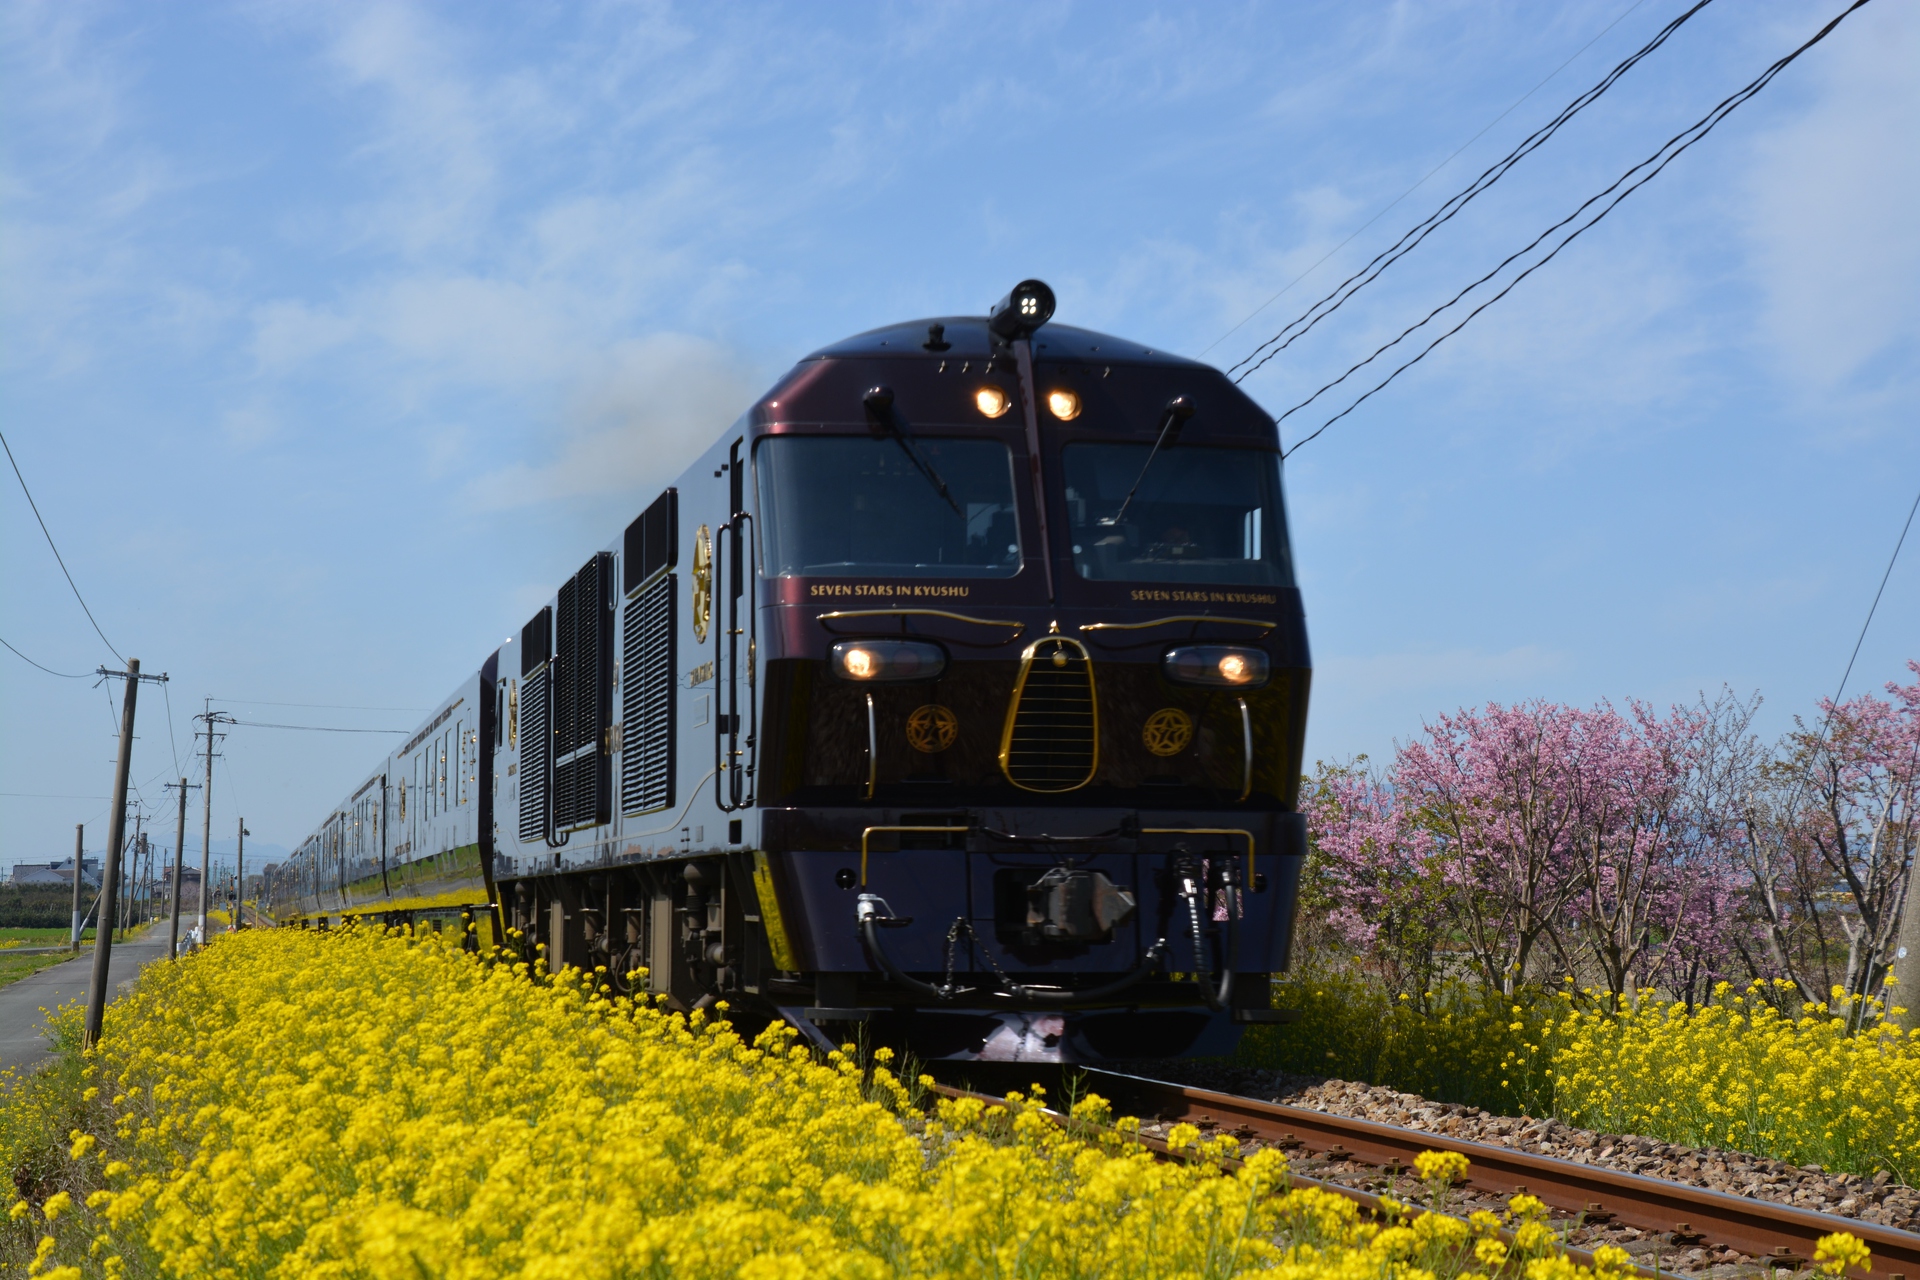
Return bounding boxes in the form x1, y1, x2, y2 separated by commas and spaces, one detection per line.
8, 856, 101, 888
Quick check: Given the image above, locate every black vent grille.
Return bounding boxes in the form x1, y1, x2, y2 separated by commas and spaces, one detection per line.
1001, 638, 1098, 792
620, 573, 676, 815
554, 552, 614, 831
622, 488, 677, 596
517, 666, 549, 842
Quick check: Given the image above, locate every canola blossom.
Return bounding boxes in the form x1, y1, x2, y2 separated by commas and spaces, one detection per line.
1545, 981, 1920, 1184
0, 927, 1690, 1280
1248, 966, 1920, 1183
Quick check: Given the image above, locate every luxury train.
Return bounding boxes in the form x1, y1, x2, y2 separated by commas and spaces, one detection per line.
267, 281, 1312, 1062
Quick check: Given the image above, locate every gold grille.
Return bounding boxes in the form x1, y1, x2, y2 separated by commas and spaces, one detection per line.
999, 636, 1098, 792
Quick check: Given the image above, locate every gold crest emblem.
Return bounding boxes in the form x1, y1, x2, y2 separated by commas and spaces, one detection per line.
1142, 708, 1193, 757
691, 525, 713, 643
906, 704, 959, 754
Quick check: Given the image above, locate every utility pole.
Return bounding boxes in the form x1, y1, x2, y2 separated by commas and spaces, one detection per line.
120, 810, 142, 939
164, 779, 194, 959
86, 659, 167, 1048
193, 706, 233, 948
235, 818, 248, 930
69, 824, 85, 951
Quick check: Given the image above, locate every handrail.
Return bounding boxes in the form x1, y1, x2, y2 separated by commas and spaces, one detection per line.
863, 694, 877, 801
861, 824, 970, 886
1078, 614, 1275, 635
1140, 826, 1256, 887
816, 608, 1025, 633
1236, 697, 1253, 803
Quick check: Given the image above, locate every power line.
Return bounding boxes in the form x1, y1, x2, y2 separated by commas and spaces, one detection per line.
1200, 0, 1654, 361
1830, 483, 1920, 710
0, 792, 111, 800
1280, 0, 1873, 459
161, 679, 184, 780
210, 696, 429, 712
1227, 0, 1705, 383
0, 428, 124, 663
1, 635, 89, 678
228, 720, 408, 734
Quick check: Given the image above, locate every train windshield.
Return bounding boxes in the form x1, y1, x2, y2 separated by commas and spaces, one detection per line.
1062, 443, 1293, 586
757, 435, 1023, 578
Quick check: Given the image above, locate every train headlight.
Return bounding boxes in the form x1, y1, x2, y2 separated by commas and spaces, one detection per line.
1163, 645, 1270, 688
988, 278, 1057, 341
1047, 389, 1081, 421
975, 386, 1011, 418
831, 640, 948, 682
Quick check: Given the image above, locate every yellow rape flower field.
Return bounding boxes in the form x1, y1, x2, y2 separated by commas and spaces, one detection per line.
1251, 970, 1920, 1184
0, 927, 1750, 1280
1547, 982, 1920, 1183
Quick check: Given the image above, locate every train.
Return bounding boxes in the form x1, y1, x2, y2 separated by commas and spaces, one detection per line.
266, 280, 1312, 1062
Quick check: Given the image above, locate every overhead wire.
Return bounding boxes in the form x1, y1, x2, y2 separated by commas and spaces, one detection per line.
1828, 483, 1920, 710
161, 679, 184, 780
1279, 0, 1874, 459
0, 428, 124, 663
1, 636, 89, 678
228, 720, 408, 734
1226, 0, 1708, 382
1202, 0, 1657, 358
210, 697, 429, 712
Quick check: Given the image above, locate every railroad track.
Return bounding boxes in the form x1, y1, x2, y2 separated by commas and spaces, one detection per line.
932, 1067, 1920, 1279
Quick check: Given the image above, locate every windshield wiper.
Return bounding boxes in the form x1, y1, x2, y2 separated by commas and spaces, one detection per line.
863, 386, 963, 517
1099, 395, 1195, 527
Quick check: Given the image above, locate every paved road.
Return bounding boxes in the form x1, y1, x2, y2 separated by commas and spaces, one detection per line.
0, 932, 175, 1073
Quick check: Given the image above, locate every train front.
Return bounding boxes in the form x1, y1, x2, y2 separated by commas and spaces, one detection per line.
753, 282, 1311, 1061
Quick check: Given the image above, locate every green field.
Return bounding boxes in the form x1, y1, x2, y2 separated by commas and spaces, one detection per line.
0, 927, 94, 946
0, 949, 75, 988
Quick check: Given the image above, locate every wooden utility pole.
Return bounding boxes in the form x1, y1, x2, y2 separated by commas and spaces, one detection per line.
235, 818, 248, 930
69, 824, 85, 951
86, 660, 140, 1048
166, 778, 191, 959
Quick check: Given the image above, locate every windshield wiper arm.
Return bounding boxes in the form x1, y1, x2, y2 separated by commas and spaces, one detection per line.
1099, 396, 1195, 527
864, 386, 963, 517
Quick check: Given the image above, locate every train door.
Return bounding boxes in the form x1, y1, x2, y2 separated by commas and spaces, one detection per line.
715, 436, 757, 811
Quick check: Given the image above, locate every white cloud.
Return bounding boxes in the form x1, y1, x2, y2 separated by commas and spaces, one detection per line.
251, 300, 359, 372
1743, 5, 1920, 389
466, 331, 757, 509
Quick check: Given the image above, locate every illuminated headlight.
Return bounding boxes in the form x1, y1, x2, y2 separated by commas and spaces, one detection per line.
1046, 389, 1081, 421
975, 386, 1011, 418
831, 640, 948, 682
1163, 645, 1269, 688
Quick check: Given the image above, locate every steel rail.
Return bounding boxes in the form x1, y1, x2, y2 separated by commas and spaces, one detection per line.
927, 1082, 1649, 1277
1081, 1069, 1920, 1279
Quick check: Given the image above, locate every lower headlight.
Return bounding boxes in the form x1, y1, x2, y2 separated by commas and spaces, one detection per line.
831, 639, 948, 682
1163, 645, 1269, 688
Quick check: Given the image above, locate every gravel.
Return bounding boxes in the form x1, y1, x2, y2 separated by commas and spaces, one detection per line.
1113, 1064, 1917, 1276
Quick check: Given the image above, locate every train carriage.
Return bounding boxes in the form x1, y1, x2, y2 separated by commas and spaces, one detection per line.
268, 281, 1312, 1062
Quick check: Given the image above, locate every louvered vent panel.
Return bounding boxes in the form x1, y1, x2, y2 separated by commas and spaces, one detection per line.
1002, 639, 1098, 792
554, 552, 614, 831
620, 573, 675, 814
517, 667, 549, 842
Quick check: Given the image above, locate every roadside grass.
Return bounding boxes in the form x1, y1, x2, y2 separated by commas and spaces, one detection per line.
0, 929, 92, 947
0, 951, 76, 989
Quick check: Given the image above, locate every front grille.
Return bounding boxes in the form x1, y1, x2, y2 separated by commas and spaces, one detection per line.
1000, 637, 1098, 792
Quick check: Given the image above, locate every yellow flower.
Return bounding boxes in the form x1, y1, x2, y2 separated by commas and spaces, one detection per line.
1815, 1231, 1872, 1277
1414, 1149, 1470, 1186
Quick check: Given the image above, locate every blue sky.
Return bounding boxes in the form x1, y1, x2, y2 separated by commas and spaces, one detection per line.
3, 0, 1915, 870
